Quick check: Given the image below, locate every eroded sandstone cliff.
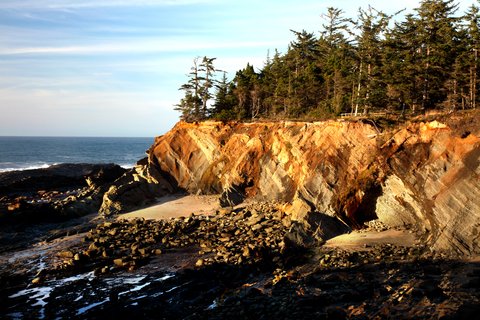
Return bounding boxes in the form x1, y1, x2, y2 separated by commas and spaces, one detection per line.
101, 112, 480, 254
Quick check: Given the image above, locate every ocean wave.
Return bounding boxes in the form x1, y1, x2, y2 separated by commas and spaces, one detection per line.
0, 163, 53, 173
119, 164, 135, 169
0, 162, 137, 173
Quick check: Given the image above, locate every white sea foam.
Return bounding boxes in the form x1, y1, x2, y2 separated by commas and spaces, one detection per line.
155, 274, 175, 282
8, 271, 95, 319
0, 163, 52, 173
119, 163, 135, 169
121, 275, 147, 285
76, 298, 110, 315
207, 299, 218, 310
0, 162, 136, 173
118, 282, 151, 296
9, 286, 53, 319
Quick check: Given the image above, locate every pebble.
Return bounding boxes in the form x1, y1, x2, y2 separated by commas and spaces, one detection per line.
31, 277, 42, 285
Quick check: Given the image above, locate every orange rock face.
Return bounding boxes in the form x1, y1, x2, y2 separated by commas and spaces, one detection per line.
102, 112, 480, 254
151, 121, 378, 208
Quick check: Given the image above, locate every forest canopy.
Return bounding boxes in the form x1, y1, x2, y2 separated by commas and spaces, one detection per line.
175, 0, 480, 121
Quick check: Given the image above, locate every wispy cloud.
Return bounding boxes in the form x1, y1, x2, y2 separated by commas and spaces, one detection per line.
0, 39, 281, 56
0, 0, 216, 10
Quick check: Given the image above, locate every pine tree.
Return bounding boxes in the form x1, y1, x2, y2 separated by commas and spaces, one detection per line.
175, 56, 219, 121
199, 56, 219, 117
464, 3, 480, 109
232, 64, 260, 119
319, 7, 355, 115
175, 57, 202, 121
285, 30, 322, 116
353, 6, 391, 115
383, 14, 423, 112
176, 1, 480, 121
211, 72, 237, 120
415, 0, 460, 109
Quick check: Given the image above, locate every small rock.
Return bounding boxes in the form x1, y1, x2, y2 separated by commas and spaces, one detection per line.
113, 258, 124, 267
31, 277, 42, 285
58, 250, 74, 258
195, 259, 204, 267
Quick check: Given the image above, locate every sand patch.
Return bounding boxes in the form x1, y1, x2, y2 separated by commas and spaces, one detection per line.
324, 229, 417, 251
119, 194, 221, 220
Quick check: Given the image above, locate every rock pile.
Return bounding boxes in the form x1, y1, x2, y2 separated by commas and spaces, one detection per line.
206, 249, 478, 320
53, 203, 296, 276
314, 243, 427, 270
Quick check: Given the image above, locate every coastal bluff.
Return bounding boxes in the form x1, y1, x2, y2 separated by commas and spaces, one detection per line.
100, 113, 480, 254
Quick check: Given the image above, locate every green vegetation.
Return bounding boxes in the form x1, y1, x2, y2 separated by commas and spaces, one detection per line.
176, 0, 480, 121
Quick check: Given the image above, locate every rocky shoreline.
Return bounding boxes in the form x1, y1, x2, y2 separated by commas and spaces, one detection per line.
0, 163, 126, 222
1, 200, 479, 319
0, 163, 127, 255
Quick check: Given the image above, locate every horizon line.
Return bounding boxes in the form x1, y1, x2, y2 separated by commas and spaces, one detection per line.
0, 135, 156, 138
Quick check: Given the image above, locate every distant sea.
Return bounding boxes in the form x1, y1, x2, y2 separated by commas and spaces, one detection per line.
0, 136, 154, 173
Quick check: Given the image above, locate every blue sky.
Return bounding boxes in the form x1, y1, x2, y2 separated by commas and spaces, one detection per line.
0, 0, 475, 137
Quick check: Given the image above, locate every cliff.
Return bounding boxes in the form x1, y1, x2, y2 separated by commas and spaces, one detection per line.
100, 111, 480, 254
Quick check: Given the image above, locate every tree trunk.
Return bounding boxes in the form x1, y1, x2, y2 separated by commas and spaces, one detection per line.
355, 61, 363, 116
474, 48, 478, 109
422, 46, 430, 110
364, 63, 371, 115
350, 80, 356, 115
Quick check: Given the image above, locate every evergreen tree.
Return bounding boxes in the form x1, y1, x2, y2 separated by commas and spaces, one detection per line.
263, 50, 291, 116
319, 7, 355, 115
175, 56, 218, 121
353, 6, 391, 115
199, 56, 218, 116
211, 72, 237, 120
415, 0, 459, 109
175, 1, 480, 121
285, 30, 322, 116
232, 64, 261, 119
383, 14, 423, 112
176, 57, 202, 120
464, 3, 480, 109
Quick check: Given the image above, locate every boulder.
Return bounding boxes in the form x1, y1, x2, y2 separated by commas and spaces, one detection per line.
219, 185, 245, 208
99, 161, 175, 215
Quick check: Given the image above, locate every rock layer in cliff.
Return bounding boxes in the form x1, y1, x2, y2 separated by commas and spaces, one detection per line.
102, 111, 480, 254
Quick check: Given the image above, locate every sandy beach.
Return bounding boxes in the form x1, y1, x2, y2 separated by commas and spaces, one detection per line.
323, 229, 417, 250
118, 194, 221, 220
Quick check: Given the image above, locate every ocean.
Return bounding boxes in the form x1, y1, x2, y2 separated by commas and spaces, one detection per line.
0, 136, 154, 173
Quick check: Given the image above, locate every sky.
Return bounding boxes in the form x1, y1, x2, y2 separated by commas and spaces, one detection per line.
0, 0, 476, 137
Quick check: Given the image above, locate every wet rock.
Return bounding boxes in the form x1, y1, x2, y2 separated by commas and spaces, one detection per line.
195, 259, 205, 267
0, 163, 127, 225
113, 258, 124, 267
282, 222, 315, 252
31, 277, 42, 285
58, 251, 74, 258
